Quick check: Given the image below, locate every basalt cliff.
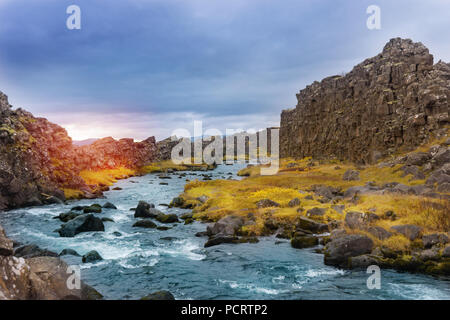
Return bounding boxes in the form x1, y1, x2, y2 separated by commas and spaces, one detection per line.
0, 92, 158, 211
280, 38, 450, 163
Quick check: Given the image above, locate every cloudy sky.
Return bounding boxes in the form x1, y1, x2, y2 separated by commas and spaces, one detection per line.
0, 0, 449, 141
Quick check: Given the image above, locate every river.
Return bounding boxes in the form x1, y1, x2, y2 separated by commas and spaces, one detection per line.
1, 163, 449, 300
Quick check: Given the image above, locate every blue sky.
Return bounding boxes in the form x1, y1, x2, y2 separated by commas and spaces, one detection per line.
0, 0, 449, 140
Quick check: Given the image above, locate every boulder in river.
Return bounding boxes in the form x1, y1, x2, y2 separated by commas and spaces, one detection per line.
141, 290, 175, 300
54, 211, 84, 222
103, 202, 117, 209
206, 216, 244, 237
134, 201, 158, 218
324, 234, 374, 268
57, 214, 105, 237
59, 248, 81, 257
291, 236, 319, 249
133, 219, 157, 228
82, 250, 103, 263
204, 236, 239, 248
83, 204, 102, 214
155, 213, 179, 223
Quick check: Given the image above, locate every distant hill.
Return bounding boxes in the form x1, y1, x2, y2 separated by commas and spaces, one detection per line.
73, 138, 98, 146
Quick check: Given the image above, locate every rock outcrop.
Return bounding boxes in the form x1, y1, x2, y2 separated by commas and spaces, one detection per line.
280, 38, 449, 164
0, 91, 158, 210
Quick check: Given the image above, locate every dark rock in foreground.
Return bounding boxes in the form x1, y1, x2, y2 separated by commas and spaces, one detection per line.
141, 290, 175, 300
82, 250, 103, 263
324, 234, 374, 268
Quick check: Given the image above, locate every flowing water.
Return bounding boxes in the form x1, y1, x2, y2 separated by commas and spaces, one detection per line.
1, 163, 449, 300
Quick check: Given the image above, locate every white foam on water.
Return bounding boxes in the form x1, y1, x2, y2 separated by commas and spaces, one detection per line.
272, 275, 285, 283
118, 258, 159, 269
388, 283, 450, 300
157, 239, 206, 261
304, 268, 346, 278
219, 279, 288, 295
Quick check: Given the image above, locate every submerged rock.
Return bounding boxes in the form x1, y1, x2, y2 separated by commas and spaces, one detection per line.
59, 248, 81, 257
103, 202, 117, 209
204, 236, 239, 248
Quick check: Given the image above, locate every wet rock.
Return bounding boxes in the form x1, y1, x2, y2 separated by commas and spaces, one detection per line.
422, 233, 449, 248
141, 290, 175, 300
58, 249, 80, 257
324, 235, 374, 268
297, 217, 328, 233
184, 218, 194, 225
195, 231, 208, 237
288, 198, 301, 207
180, 212, 194, 220
256, 199, 280, 208
14, 244, 58, 259
206, 216, 244, 237
343, 170, 360, 181
82, 250, 103, 263
133, 219, 157, 228
157, 226, 171, 231
349, 255, 381, 269
204, 235, 239, 248
155, 213, 179, 223
134, 201, 158, 218
390, 224, 423, 241
291, 236, 319, 249
57, 214, 105, 237
112, 187, 122, 191
83, 204, 102, 214
54, 211, 84, 222
169, 197, 184, 207
101, 217, 114, 223
71, 206, 85, 211
103, 202, 117, 209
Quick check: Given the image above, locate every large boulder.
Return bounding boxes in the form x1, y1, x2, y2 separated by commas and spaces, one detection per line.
206, 216, 244, 237
57, 214, 105, 237
296, 217, 328, 233
82, 250, 103, 263
324, 234, 374, 268
367, 226, 392, 240
133, 220, 157, 228
155, 213, 179, 223
291, 236, 319, 249
204, 236, 239, 248
0, 255, 103, 300
422, 233, 449, 248
134, 201, 159, 218
390, 224, 423, 241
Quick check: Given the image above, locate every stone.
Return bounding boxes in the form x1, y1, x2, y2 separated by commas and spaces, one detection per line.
291, 236, 319, 249
82, 250, 103, 263
422, 233, 449, 248
0, 225, 13, 256
324, 235, 374, 268
141, 290, 175, 300
14, 244, 58, 259
103, 202, 117, 209
343, 170, 360, 181
83, 205, 102, 214
256, 199, 280, 208
206, 216, 244, 237
134, 201, 158, 218
57, 214, 105, 237
133, 219, 157, 228
297, 217, 328, 233
306, 207, 327, 217
204, 236, 239, 248
390, 224, 423, 241
155, 213, 179, 223
58, 249, 81, 257
288, 198, 301, 207
367, 226, 392, 240
349, 255, 381, 269
442, 245, 450, 258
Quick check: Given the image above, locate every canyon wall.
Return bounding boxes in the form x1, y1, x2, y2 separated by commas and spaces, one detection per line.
280, 38, 450, 163
0, 92, 157, 210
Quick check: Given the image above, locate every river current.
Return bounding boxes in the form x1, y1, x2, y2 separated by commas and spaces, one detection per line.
1, 163, 449, 300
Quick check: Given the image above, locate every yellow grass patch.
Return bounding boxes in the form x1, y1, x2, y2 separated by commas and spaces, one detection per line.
80, 167, 135, 186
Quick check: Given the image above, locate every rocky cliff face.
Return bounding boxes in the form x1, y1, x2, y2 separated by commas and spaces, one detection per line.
280, 38, 450, 163
0, 92, 157, 210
